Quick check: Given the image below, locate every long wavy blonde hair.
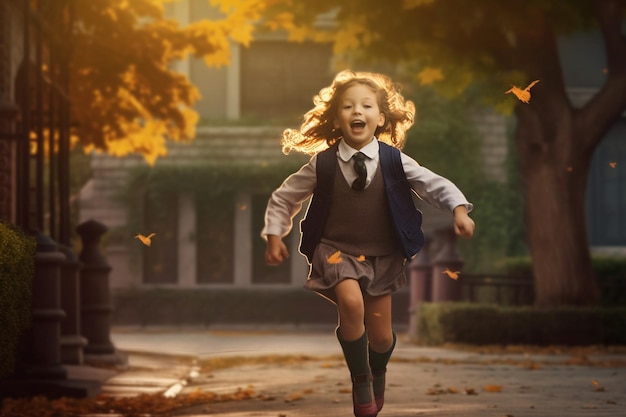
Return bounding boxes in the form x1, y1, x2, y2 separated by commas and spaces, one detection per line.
281, 70, 416, 155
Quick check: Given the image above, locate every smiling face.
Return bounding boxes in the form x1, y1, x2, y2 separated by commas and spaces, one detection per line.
333, 82, 386, 150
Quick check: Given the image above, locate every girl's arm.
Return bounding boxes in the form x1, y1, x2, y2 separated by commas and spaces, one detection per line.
262, 155, 318, 264
401, 153, 474, 237
401, 153, 473, 213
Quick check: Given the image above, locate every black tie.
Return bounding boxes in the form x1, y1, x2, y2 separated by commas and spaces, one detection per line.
352, 152, 367, 191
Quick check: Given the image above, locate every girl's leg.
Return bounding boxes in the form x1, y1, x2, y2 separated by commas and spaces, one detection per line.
364, 293, 396, 412
334, 279, 378, 417
335, 279, 365, 340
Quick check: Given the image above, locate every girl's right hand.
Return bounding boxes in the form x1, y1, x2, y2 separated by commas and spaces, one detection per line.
265, 235, 290, 265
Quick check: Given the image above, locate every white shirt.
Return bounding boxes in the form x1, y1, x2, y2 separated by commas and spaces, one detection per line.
262, 138, 473, 238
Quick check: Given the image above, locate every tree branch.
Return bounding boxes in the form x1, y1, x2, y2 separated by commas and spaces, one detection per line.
576, 0, 626, 150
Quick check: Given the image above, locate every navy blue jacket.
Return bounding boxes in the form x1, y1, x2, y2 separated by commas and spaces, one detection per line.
299, 142, 425, 263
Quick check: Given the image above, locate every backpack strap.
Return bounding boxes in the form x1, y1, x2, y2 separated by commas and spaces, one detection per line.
298, 143, 338, 263
316, 143, 338, 191
378, 141, 425, 259
379, 141, 405, 185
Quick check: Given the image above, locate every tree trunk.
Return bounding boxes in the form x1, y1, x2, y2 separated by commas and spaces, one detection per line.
515, 105, 601, 306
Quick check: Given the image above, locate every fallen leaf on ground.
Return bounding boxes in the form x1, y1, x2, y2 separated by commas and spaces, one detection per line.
285, 392, 302, 402
484, 384, 503, 392
592, 379, 606, 392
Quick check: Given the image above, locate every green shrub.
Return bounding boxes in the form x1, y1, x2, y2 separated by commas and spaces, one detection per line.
111, 288, 411, 326
499, 255, 626, 279
0, 223, 35, 378
417, 302, 626, 346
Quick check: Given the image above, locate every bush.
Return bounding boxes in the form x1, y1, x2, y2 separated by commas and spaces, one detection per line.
111, 288, 411, 326
499, 255, 626, 279
0, 223, 35, 378
417, 302, 626, 346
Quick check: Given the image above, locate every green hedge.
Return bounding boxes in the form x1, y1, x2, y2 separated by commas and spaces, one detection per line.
417, 302, 626, 346
112, 288, 410, 326
0, 224, 35, 378
500, 256, 626, 278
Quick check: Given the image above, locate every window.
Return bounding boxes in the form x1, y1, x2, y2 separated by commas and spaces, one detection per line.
586, 119, 626, 246
240, 40, 333, 120
142, 193, 179, 284
196, 194, 235, 284
251, 193, 291, 284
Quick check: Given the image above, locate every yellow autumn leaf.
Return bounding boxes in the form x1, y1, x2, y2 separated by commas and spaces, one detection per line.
417, 67, 444, 85
135, 233, 156, 247
505, 79, 540, 103
327, 250, 343, 264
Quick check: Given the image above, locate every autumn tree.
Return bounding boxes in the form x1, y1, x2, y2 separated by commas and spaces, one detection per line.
39, 0, 262, 165
263, 0, 626, 306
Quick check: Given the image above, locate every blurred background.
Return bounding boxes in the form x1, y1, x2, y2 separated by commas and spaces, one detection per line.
1, 0, 624, 334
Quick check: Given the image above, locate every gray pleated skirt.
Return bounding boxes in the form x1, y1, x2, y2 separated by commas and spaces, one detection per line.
304, 240, 407, 303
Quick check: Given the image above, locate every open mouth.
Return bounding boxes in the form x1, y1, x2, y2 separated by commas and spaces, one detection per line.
350, 121, 366, 130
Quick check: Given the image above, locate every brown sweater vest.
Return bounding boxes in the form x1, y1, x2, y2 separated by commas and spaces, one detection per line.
321, 161, 399, 256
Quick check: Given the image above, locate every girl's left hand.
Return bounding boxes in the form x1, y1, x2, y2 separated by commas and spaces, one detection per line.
453, 206, 475, 238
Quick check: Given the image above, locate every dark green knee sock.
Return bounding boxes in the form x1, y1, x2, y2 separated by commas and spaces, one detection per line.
369, 330, 396, 371
336, 327, 372, 404
369, 330, 396, 397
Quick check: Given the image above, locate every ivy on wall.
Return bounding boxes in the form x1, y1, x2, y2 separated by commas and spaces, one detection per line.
114, 161, 302, 242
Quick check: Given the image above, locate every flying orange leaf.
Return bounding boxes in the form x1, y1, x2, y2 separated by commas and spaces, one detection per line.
356, 255, 366, 262
135, 233, 156, 247
609, 161, 617, 168
326, 250, 343, 264
505, 79, 540, 103
442, 268, 460, 280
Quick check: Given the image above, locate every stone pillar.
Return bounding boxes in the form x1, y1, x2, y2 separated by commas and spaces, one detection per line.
76, 220, 124, 364
177, 193, 196, 287
226, 42, 241, 120
407, 239, 431, 341
431, 228, 464, 302
233, 192, 252, 286
18, 233, 67, 379
58, 245, 87, 365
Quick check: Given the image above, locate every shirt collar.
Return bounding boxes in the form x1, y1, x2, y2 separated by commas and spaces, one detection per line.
337, 137, 379, 162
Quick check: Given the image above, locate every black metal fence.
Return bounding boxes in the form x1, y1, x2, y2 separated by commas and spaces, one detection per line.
0, 0, 73, 246
458, 273, 625, 306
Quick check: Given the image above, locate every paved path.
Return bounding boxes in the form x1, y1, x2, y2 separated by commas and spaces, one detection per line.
102, 326, 625, 417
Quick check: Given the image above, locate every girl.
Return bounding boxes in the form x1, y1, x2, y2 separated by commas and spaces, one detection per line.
262, 70, 474, 417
